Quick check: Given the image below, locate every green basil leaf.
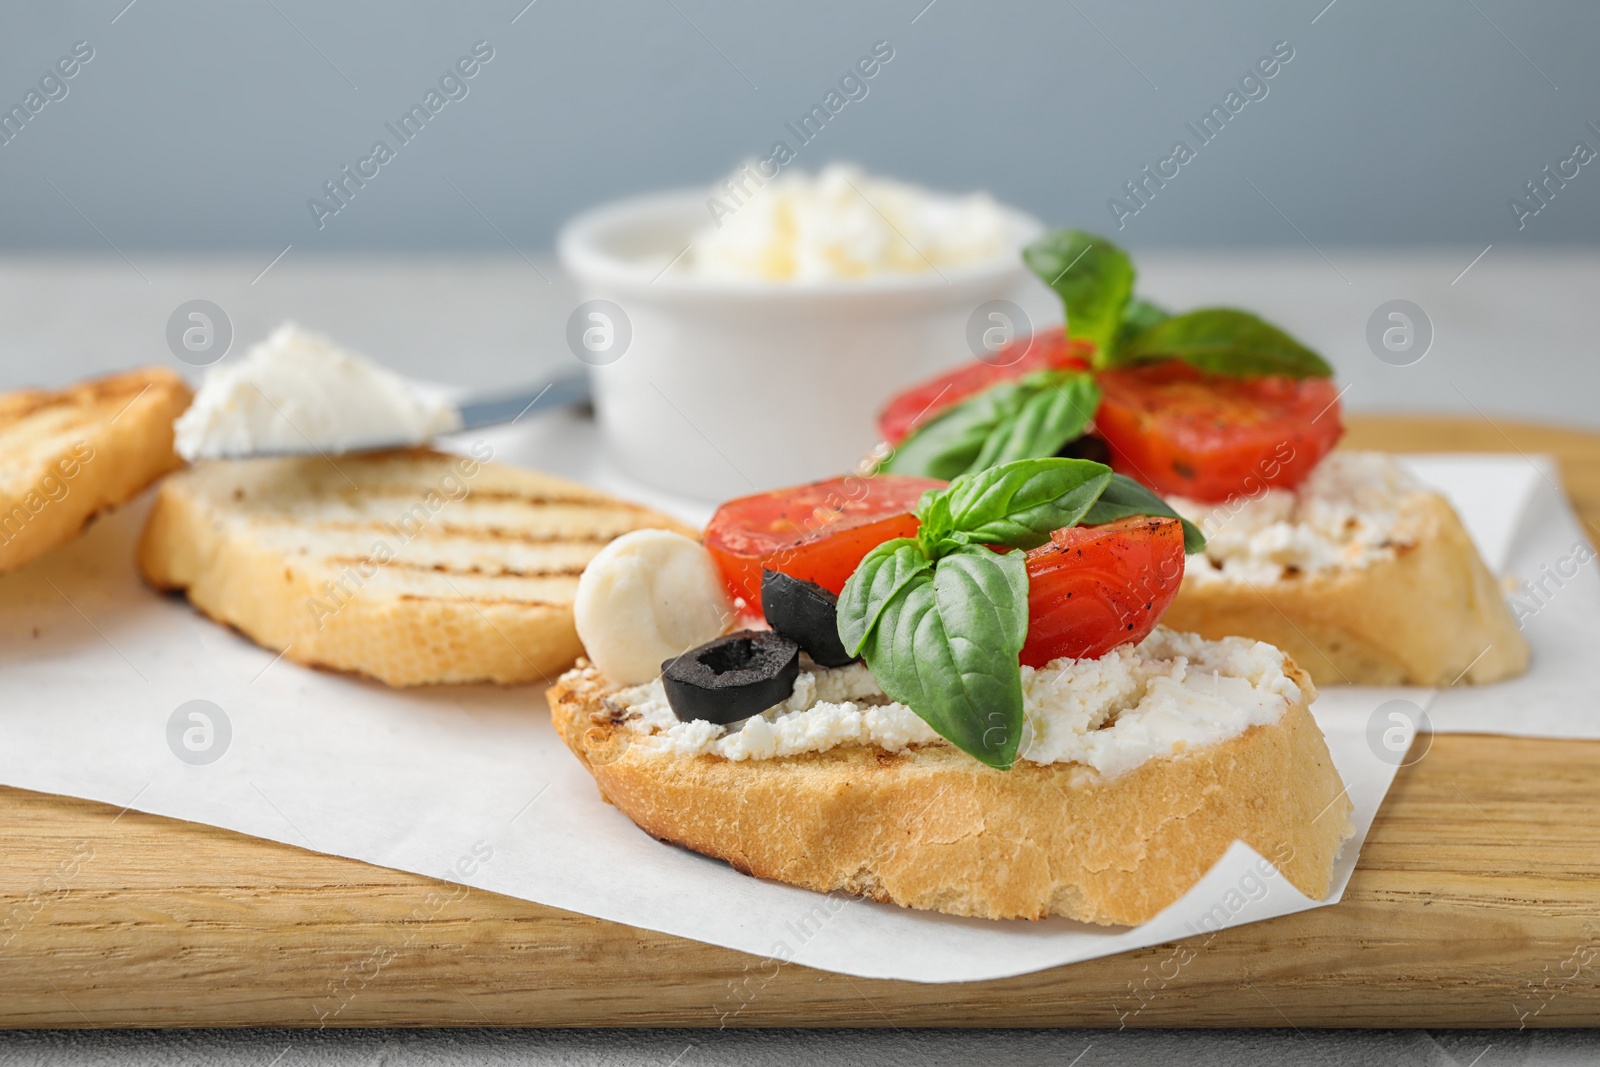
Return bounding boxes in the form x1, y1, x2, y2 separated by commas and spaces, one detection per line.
881, 378, 1029, 481
969, 374, 1102, 473
860, 545, 1028, 769
1116, 298, 1168, 350
1083, 473, 1208, 554
886, 372, 1100, 482
835, 538, 932, 657
914, 489, 954, 551
1120, 308, 1332, 378
934, 458, 1113, 550
1022, 229, 1135, 361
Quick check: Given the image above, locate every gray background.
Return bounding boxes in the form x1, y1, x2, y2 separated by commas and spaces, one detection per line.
0, 0, 1596, 252
0, 1, 1596, 426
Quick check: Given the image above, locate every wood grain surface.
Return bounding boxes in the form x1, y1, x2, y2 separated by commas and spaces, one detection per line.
2, 414, 1598, 1029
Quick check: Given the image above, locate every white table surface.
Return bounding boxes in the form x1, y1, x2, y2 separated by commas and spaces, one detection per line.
0, 248, 1593, 431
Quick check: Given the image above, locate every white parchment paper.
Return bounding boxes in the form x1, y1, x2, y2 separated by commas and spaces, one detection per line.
0, 434, 1589, 983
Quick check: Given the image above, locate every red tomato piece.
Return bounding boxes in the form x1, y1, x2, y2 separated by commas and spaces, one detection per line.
1094, 361, 1343, 503
877, 327, 1093, 445
704, 475, 946, 610
1020, 516, 1186, 667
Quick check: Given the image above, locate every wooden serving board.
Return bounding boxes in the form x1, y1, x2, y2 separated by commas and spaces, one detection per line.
3, 415, 1599, 1029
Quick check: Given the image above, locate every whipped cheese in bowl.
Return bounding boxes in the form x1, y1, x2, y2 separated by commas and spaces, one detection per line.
606, 627, 1304, 779
174, 323, 461, 462
685, 163, 1011, 283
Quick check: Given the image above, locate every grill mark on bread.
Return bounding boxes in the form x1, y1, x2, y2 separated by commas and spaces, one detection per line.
314, 485, 639, 510
251, 519, 632, 546
322, 555, 589, 579
224, 497, 654, 528
426, 524, 633, 545
395, 592, 567, 607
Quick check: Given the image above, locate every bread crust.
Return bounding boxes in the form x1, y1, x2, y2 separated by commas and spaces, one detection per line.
1165, 492, 1530, 687
547, 659, 1353, 925
137, 449, 695, 687
0, 368, 191, 573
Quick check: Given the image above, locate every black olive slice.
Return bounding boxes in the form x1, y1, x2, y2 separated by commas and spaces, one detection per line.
761, 569, 856, 668
661, 630, 800, 725
1055, 433, 1110, 465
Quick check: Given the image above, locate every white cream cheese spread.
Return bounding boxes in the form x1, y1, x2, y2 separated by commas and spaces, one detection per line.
606, 627, 1303, 778
686, 163, 1010, 282
1172, 451, 1429, 585
174, 323, 461, 462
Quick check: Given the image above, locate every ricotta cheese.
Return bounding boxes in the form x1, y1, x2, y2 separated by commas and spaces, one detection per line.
174, 323, 461, 461
1172, 451, 1429, 585
685, 163, 1010, 282
606, 627, 1303, 779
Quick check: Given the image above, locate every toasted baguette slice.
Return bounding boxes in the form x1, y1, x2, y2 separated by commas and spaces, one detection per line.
0, 368, 192, 573
548, 656, 1352, 926
137, 448, 694, 687
1165, 491, 1529, 687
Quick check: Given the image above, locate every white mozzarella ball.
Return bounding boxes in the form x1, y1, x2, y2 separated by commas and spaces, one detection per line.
574, 529, 733, 685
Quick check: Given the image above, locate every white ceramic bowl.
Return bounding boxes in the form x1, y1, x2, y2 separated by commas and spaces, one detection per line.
558, 190, 1042, 501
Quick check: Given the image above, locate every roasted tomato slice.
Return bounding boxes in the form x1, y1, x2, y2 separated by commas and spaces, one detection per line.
1094, 360, 1343, 503
705, 475, 946, 610
1020, 516, 1186, 667
877, 327, 1093, 445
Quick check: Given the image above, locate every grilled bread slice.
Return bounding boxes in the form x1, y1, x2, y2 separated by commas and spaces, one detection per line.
137, 447, 695, 686
548, 656, 1352, 926
1164, 491, 1530, 688
0, 367, 192, 573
